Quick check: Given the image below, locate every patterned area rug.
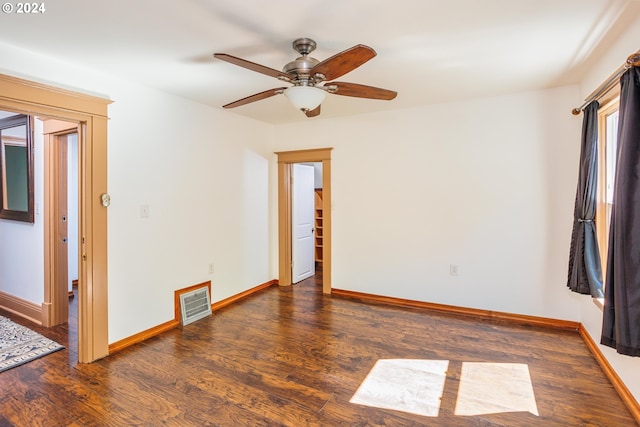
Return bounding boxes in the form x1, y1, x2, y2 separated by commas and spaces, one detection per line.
0, 315, 64, 373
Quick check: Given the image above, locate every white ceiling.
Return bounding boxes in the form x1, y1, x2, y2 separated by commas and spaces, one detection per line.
0, 0, 637, 124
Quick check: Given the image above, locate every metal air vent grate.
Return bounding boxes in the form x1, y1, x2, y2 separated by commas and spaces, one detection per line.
179, 287, 212, 326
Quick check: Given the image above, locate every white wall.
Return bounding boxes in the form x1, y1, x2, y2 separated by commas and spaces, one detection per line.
0, 43, 275, 342
106, 86, 274, 341
0, 118, 45, 304
313, 163, 322, 189
67, 133, 78, 291
275, 81, 640, 401
274, 86, 583, 321
576, 12, 640, 403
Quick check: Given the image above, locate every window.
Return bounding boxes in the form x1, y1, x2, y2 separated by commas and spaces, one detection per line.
596, 98, 619, 271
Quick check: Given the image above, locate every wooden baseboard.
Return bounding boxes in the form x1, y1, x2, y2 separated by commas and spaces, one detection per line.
0, 291, 43, 325
331, 289, 580, 330
211, 279, 278, 312
69, 280, 78, 298
579, 325, 640, 424
108, 319, 180, 354
108, 279, 278, 355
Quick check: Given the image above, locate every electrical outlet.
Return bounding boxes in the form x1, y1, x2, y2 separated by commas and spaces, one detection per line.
208, 263, 214, 275
450, 264, 459, 276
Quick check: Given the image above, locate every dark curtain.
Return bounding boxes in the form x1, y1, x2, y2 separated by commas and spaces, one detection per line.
567, 101, 604, 298
601, 67, 640, 357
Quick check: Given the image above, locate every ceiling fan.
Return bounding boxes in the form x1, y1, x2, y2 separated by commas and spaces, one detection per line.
213, 38, 397, 118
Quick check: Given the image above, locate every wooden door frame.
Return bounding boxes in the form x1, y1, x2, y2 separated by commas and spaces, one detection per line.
43, 122, 77, 327
276, 148, 332, 293
0, 73, 110, 363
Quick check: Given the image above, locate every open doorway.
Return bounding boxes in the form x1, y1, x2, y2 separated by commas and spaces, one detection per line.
276, 148, 332, 293
0, 73, 110, 363
291, 162, 323, 285
0, 113, 80, 355
43, 120, 80, 329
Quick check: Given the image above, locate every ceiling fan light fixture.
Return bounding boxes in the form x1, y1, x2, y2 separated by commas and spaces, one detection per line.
284, 86, 326, 111
215, 39, 396, 118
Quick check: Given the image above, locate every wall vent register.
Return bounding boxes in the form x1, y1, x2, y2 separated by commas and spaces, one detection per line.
179, 287, 212, 326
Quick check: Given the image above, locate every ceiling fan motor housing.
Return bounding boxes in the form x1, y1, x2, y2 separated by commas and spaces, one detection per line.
282, 38, 322, 85
282, 56, 320, 81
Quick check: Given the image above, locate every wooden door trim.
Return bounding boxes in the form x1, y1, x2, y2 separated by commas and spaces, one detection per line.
275, 148, 332, 294
0, 73, 110, 363
42, 123, 76, 327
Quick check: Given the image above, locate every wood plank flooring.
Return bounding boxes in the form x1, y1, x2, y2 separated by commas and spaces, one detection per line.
0, 274, 636, 426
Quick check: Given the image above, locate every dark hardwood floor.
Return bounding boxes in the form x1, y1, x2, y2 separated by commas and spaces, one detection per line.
0, 274, 636, 426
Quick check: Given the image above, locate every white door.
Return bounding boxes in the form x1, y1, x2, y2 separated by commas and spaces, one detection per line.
292, 164, 315, 283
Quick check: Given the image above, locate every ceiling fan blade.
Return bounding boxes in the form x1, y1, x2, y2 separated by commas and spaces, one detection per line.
310, 45, 376, 81
222, 87, 287, 109
214, 53, 292, 80
330, 82, 397, 100
305, 105, 321, 118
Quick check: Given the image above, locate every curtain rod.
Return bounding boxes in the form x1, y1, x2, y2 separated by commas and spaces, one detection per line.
571, 49, 640, 115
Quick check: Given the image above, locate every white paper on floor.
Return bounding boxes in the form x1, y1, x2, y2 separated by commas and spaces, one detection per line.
350, 359, 449, 417
454, 362, 539, 416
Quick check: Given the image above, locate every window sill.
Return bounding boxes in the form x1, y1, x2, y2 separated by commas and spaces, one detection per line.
593, 297, 604, 311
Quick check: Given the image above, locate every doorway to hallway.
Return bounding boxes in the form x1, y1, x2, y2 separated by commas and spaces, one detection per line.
0, 73, 110, 362
43, 121, 80, 329
276, 148, 332, 293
